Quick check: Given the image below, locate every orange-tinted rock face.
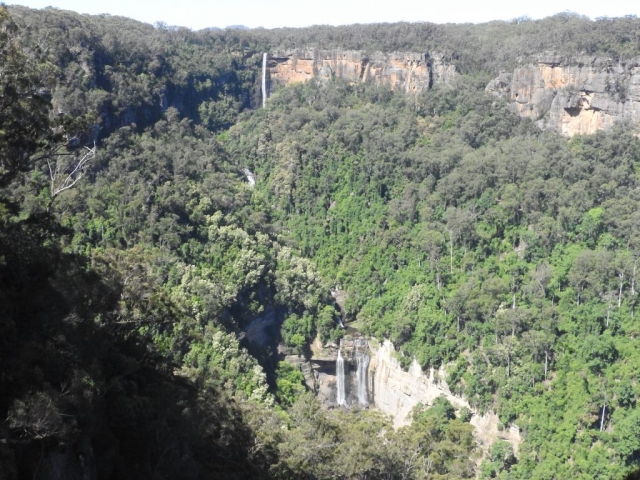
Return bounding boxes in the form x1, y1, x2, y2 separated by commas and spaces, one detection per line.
487, 55, 640, 136
267, 50, 456, 94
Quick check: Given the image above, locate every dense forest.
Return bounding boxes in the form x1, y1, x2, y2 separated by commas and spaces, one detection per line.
1, 5, 640, 479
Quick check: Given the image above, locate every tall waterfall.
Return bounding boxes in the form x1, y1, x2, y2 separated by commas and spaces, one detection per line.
261, 53, 267, 108
356, 349, 370, 405
336, 350, 346, 406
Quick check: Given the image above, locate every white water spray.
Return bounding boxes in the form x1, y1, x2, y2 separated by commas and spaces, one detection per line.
336, 350, 346, 406
356, 348, 370, 405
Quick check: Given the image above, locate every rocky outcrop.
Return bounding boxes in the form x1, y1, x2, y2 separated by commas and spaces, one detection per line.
487, 54, 640, 136
472, 412, 523, 457
303, 336, 369, 407
370, 340, 522, 455
370, 340, 468, 428
266, 50, 456, 94
300, 335, 522, 455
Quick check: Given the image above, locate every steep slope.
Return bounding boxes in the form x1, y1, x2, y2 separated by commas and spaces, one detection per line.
267, 50, 456, 93
4, 5, 640, 480
227, 76, 640, 479
1, 7, 480, 479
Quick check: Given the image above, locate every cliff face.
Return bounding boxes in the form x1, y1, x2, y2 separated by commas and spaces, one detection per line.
301, 336, 370, 408
370, 341, 522, 455
267, 50, 456, 93
370, 340, 467, 428
487, 55, 640, 136
301, 337, 521, 455
267, 50, 640, 136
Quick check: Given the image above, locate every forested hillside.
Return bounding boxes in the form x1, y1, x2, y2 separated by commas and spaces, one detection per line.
229, 76, 640, 478
2, 5, 640, 480
227, 13, 640, 74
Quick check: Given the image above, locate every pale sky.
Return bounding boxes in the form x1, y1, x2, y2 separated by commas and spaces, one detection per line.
7, 0, 640, 30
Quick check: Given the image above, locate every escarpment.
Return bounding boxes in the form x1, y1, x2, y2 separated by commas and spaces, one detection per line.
289, 335, 521, 456
265, 49, 640, 137
487, 54, 640, 136
266, 50, 456, 93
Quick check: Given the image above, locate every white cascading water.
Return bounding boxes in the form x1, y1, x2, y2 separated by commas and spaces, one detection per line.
356, 349, 370, 405
261, 53, 267, 108
336, 350, 346, 406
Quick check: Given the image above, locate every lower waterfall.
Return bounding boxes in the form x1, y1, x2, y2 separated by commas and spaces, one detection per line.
356, 349, 369, 405
336, 350, 346, 406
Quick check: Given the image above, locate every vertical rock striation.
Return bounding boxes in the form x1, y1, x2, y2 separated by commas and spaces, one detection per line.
369, 340, 522, 455
369, 340, 469, 428
487, 54, 640, 136
266, 50, 456, 93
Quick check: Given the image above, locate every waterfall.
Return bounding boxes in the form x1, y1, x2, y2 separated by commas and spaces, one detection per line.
356, 349, 370, 405
242, 168, 256, 187
262, 53, 267, 108
336, 350, 346, 406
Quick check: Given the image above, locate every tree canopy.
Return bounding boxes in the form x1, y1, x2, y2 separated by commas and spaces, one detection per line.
2, 5, 640, 479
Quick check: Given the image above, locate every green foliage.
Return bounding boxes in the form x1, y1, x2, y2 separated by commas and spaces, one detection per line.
413, 396, 457, 424
281, 313, 313, 354
227, 74, 640, 478
459, 406, 473, 422
4, 5, 640, 479
406, 401, 477, 477
480, 441, 517, 479
274, 362, 307, 406
0, 8, 333, 478
182, 329, 272, 403
177, 13, 640, 75
7, 4, 260, 141
257, 392, 477, 479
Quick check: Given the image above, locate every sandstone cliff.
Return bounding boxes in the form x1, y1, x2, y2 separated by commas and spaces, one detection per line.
266, 50, 456, 93
370, 340, 522, 455
300, 336, 521, 455
370, 340, 468, 428
487, 54, 640, 136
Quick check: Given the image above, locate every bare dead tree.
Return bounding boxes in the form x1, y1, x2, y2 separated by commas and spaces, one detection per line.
46, 143, 96, 210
